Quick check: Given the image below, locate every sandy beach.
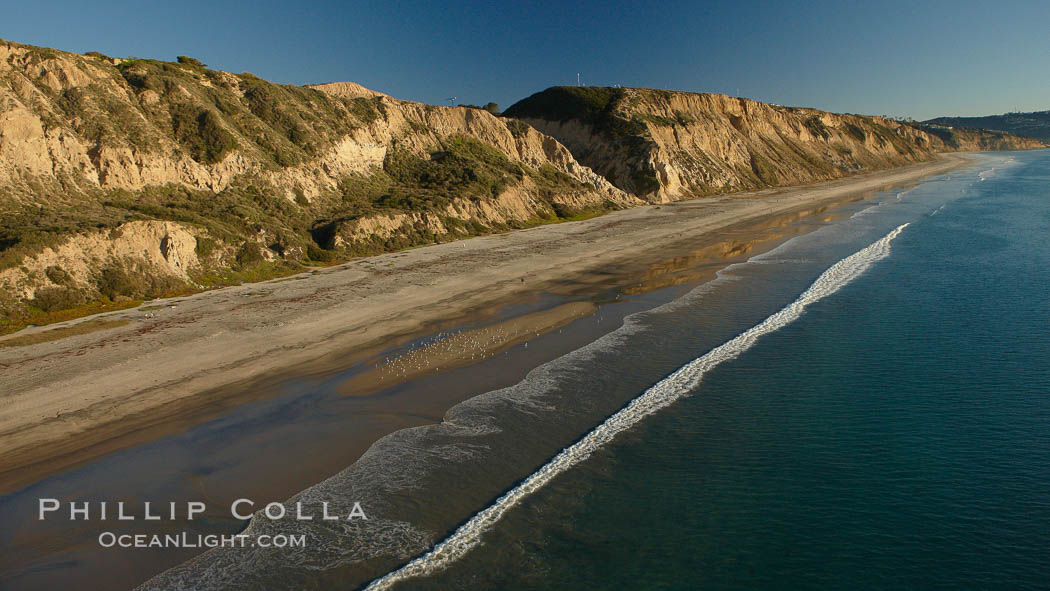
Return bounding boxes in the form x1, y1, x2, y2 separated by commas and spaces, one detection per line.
0, 154, 970, 493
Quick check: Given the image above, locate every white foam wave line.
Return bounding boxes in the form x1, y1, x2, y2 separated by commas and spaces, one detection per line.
364, 223, 911, 591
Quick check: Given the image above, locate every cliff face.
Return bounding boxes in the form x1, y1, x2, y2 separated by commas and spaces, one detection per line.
504, 87, 1045, 202
915, 121, 1049, 151
0, 41, 634, 330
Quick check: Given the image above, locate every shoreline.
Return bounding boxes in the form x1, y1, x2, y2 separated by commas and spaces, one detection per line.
0, 154, 971, 493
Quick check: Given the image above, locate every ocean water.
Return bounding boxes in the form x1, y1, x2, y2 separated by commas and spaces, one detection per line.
371, 152, 1050, 590
140, 151, 1050, 590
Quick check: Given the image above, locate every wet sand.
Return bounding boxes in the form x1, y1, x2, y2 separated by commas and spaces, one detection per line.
338, 301, 598, 396
0, 154, 970, 493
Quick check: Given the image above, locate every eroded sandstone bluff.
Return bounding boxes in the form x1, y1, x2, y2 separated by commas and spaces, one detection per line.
0, 41, 634, 330
504, 87, 1045, 202
0, 40, 1043, 331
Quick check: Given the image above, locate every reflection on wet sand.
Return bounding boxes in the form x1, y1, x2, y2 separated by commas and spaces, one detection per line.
339, 302, 596, 396
620, 201, 853, 294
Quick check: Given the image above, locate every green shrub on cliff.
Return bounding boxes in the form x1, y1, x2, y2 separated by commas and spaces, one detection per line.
176, 56, 205, 67
194, 236, 219, 258
31, 286, 86, 312
804, 116, 831, 140
505, 119, 530, 138
379, 135, 524, 206
99, 265, 146, 300
749, 154, 778, 185
45, 266, 73, 285
169, 104, 237, 164
845, 123, 867, 142
235, 242, 266, 268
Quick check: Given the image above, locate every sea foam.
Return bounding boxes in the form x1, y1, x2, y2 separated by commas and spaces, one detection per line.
365, 223, 911, 590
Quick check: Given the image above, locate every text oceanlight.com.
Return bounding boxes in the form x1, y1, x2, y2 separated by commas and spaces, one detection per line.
98, 531, 306, 549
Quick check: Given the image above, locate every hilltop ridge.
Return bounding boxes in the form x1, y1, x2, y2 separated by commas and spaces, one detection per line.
925, 110, 1050, 143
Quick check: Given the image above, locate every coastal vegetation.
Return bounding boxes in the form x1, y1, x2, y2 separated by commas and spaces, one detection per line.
0, 40, 627, 333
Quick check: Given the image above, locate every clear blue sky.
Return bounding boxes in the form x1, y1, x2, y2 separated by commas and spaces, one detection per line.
4, 0, 1047, 119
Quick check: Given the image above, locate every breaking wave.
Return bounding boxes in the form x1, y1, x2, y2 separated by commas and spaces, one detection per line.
365, 223, 912, 590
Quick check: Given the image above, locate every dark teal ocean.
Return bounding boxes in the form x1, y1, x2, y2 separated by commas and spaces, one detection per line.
363, 151, 1050, 590
123, 150, 1050, 591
